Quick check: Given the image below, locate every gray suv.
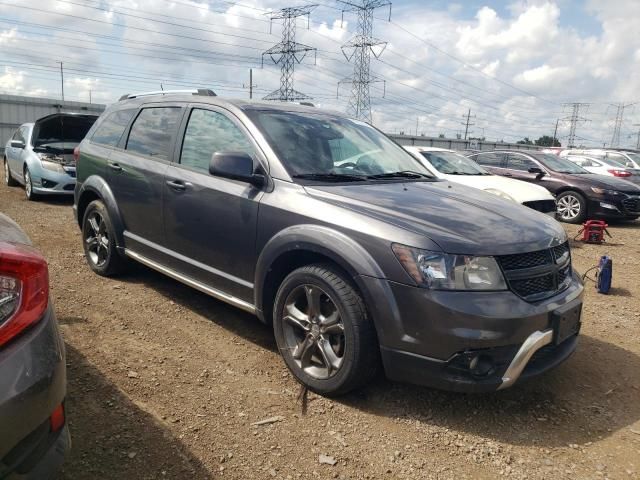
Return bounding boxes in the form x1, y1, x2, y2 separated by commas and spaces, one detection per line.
73, 90, 584, 395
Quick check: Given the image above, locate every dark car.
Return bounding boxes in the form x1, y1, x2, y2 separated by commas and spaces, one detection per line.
468, 150, 640, 223
0, 213, 69, 478
73, 90, 583, 395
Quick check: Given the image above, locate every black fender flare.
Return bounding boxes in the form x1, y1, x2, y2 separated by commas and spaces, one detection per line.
75, 175, 126, 248
254, 224, 385, 318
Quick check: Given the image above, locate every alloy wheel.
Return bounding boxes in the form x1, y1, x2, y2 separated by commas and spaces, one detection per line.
557, 194, 581, 220
24, 170, 32, 198
281, 284, 346, 380
84, 211, 110, 268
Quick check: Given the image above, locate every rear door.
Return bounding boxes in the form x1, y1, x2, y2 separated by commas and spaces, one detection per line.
162, 105, 264, 302
6, 127, 29, 182
108, 104, 184, 259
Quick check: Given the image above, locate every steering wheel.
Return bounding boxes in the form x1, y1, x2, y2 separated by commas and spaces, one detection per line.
356, 155, 384, 175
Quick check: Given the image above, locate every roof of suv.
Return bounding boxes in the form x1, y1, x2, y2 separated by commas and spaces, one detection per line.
115, 92, 346, 117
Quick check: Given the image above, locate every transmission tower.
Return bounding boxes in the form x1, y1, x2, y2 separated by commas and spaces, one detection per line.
562, 103, 590, 148
337, 0, 392, 123
262, 5, 317, 101
610, 102, 632, 147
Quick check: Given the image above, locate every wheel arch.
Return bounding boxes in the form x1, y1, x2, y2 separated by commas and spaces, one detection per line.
76, 175, 126, 248
254, 225, 385, 325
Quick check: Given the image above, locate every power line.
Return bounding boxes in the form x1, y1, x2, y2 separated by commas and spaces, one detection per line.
262, 5, 317, 101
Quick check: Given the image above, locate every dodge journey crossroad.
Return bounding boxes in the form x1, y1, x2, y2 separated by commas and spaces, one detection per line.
73, 90, 584, 395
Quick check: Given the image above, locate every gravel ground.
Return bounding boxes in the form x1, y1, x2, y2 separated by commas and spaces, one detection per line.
1, 182, 639, 480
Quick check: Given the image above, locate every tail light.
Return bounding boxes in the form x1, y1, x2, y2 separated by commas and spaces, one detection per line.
50, 403, 66, 432
607, 169, 631, 177
0, 242, 49, 348
73, 146, 80, 163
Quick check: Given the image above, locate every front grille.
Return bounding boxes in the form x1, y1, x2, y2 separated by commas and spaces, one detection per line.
622, 196, 640, 214
497, 241, 571, 301
522, 199, 557, 214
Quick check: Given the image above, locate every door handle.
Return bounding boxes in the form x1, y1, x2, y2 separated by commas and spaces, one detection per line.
166, 179, 187, 191
108, 162, 123, 172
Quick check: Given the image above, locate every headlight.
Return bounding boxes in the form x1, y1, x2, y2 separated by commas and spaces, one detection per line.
36, 153, 66, 173
392, 244, 507, 291
484, 188, 516, 202
591, 187, 619, 196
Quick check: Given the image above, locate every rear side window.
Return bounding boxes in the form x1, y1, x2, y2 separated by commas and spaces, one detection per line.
126, 107, 182, 160
92, 109, 136, 147
180, 109, 255, 172
473, 152, 504, 167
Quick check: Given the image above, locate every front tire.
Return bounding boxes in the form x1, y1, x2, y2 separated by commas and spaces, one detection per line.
556, 191, 587, 223
4, 158, 18, 186
82, 200, 127, 276
273, 264, 379, 396
24, 167, 38, 201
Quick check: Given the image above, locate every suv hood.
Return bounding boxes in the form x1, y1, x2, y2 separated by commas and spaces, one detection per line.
442, 174, 554, 203
579, 173, 640, 192
305, 180, 566, 256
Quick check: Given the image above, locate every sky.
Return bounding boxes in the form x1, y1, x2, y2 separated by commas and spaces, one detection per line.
0, 0, 639, 148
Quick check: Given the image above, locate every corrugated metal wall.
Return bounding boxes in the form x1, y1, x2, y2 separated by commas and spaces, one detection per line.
387, 134, 540, 151
0, 94, 106, 154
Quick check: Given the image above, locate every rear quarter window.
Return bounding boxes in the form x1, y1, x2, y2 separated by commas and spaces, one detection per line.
91, 109, 137, 147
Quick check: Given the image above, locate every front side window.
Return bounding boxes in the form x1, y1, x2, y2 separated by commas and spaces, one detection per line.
12, 127, 26, 143
246, 110, 430, 178
506, 154, 537, 171
126, 107, 182, 160
92, 109, 136, 147
421, 151, 488, 175
180, 109, 255, 172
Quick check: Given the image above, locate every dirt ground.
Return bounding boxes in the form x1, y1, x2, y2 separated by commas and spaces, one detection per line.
1, 182, 640, 480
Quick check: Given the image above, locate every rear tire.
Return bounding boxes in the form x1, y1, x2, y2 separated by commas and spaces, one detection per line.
3, 158, 18, 186
556, 191, 587, 224
82, 200, 127, 276
273, 264, 379, 396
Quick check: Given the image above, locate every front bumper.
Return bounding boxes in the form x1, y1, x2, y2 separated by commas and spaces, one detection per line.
359, 269, 584, 393
588, 195, 640, 219
29, 164, 76, 195
0, 304, 69, 478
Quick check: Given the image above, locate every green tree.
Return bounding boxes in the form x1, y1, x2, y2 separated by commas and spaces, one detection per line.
534, 135, 561, 147
516, 137, 534, 145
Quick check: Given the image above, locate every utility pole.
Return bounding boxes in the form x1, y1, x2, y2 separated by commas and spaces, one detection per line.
552, 118, 559, 146
610, 102, 632, 147
337, 0, 392, 124
89, 89, 92, 104
461, 108, 475, 140
415, 117, 419, 136
633, 124, 640, 150
57, 61, 64, 102
262, 5, 317, 101
562, 103, 590, 148
243, 68, 258, 99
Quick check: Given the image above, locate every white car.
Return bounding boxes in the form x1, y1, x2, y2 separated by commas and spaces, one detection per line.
559, 148, 640, 170
404, 147, 557, 216
565, 155, 640, 185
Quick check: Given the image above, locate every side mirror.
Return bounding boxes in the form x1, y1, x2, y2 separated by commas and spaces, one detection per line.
209, 152, 265, 188
528, 166, 546, 178
10, 139, 25, 149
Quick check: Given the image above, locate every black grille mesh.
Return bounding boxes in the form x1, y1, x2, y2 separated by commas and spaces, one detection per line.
551, 243, 570, 263
510, 274, 554, 298
622, 197, 640, 213
498, 250, 551, 271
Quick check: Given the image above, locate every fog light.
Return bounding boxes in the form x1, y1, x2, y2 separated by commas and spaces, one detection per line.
599, 202, 618, 210
41, 179, 58, 189
469, 355, 494, 377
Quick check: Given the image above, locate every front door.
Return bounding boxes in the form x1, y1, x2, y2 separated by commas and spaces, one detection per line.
163, 106, 264, 302
108, 105, 184, 259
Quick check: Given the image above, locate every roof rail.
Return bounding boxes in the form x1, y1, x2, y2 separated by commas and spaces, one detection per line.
118, 88, 216, 101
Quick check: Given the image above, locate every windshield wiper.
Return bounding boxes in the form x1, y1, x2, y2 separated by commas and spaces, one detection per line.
367, 170, 431, 180
292, 173, 367, 182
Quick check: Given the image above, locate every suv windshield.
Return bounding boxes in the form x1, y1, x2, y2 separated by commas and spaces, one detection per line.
246, 110, 432, 181
420, 151, 489, 175
529, 153, 589, 174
